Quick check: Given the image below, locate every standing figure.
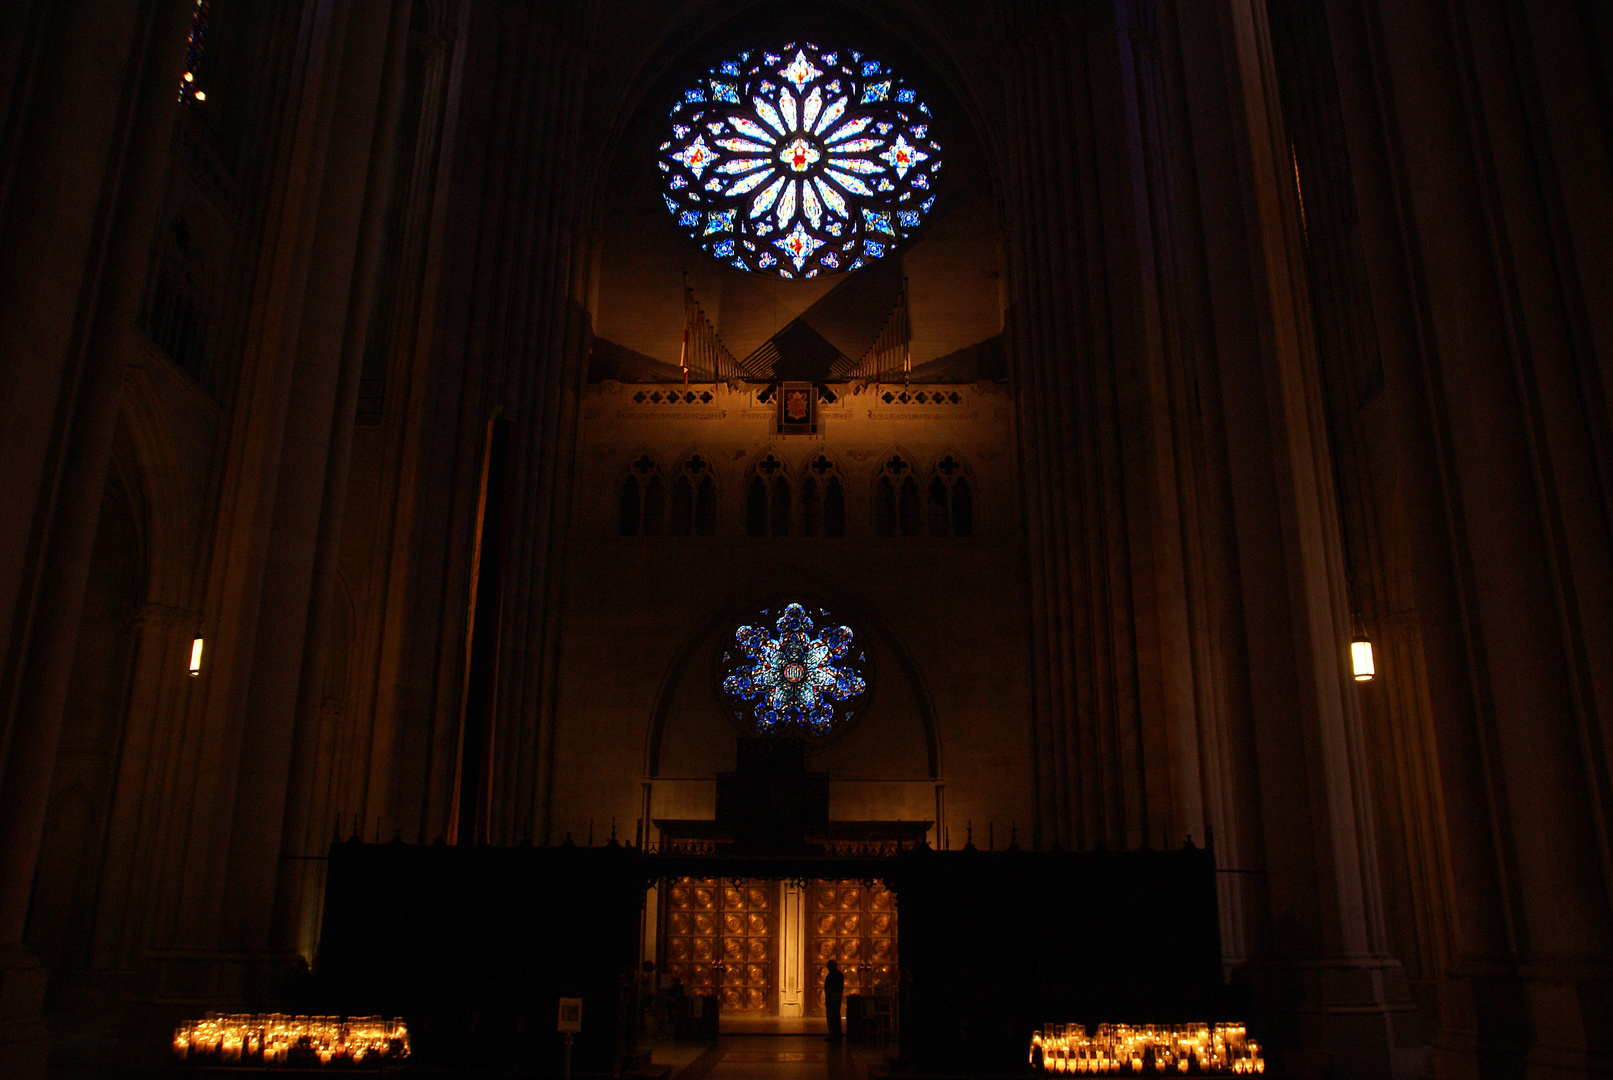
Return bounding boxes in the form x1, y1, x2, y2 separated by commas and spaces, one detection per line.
824, 960, 845, 1042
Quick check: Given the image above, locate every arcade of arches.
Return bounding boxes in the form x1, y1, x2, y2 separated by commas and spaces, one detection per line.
1, 1, 1611, 1078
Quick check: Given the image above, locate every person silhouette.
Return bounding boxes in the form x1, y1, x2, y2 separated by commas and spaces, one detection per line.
823, 960, 845, 1042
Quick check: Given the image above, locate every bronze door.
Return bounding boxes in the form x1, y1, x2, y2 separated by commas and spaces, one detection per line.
807, 880, 897, 1016
663, 878, 777, 1014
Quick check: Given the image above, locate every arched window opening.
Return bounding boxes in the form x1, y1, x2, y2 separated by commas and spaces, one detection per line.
925, 453, 974, 537
875, 452, 916, 537
951, 476, 972, 537
770, 477, 792, 536
670, 476, 694, 535
620, 453, 663, 536
799, 454, 845, 537
746, 452, 791, 538
875, 478, 896, 537
619, 476, 642, 536
671, 452, 716, 537
642, 475, 666, 536
898, 477, 920, 536
823, 477, 845, 537
695, 476, 717, 535
927, 477, 948, 536
800, 477, 821, 536
746, 477, 769, 536
144, 213, 217, 397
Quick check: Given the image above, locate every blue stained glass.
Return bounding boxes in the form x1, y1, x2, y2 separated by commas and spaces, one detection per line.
665, 195, 679, 213
714, 239, 735, 257
732, 259, 747, 269
863, 208, 894, 235
922, 196, 935, 212
662, 41, 943, 278
721, 604, 868, 737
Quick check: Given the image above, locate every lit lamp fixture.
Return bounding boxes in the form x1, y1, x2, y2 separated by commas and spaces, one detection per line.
1351, 633, 1375, 682
189, 637, 204, 677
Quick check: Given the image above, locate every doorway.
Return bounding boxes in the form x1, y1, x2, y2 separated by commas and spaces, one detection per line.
655, 876, 898, 1021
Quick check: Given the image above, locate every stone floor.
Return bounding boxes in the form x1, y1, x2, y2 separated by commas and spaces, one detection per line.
644, 1033, 882, 1080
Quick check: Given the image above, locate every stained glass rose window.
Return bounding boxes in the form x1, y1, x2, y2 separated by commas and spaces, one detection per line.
721, 604, 869, 736
660, 42, 942, 279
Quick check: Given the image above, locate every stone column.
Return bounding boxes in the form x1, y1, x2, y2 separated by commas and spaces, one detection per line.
0, 4, 192, 1075
1194, 1, 1422, 1075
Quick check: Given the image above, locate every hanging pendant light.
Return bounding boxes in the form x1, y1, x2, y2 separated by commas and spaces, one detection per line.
1350, 627, 1374, 682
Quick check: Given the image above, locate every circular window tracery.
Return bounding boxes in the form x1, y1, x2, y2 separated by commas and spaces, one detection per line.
720, 603, 869, 737
660, 42, 943, 279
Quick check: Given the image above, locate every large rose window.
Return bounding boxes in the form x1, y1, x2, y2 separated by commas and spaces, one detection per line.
720, 604, 869, 737
660, 42, 942, 279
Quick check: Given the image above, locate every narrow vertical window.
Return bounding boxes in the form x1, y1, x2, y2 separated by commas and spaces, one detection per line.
696, 476, 717, 535
800, 477, 820, 536
670, 476, 694, 536
642, 476, 666, 536
770, 477, 792, 536
875, 477, 896, 537
823, 477, 845, 537
619, 476, 642, 536
898, 476, 920, 536
951, 477, 973, 537
746, 477, 769, 536
927, 477, 949, 536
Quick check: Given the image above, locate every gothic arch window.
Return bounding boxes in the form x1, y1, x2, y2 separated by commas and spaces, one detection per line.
926, 453, 974, 537
619, 452, 666, 537
670, 451, 718, 537
745, 451, 792, 537
798, 453, 846, 537
143, 210, 218, 397
874, 451, 921, 537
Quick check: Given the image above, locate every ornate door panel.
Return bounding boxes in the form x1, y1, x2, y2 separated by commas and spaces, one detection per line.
807, 880, 897, 1016
663, 878, 777, 1013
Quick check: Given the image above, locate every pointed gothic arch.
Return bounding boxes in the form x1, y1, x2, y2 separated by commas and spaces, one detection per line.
617, 449, 666, 536
669, 448, 718, 537
743, 447, 793, 538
